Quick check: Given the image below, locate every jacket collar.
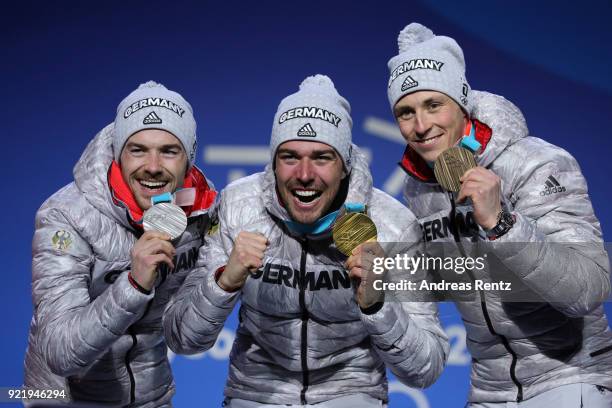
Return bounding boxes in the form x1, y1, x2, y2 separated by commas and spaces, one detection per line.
108, 160, 216, 226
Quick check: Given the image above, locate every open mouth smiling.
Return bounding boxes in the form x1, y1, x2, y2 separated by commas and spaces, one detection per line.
138, 180, 169, 190
292, 189, 322, 204
413, 134, 442, 145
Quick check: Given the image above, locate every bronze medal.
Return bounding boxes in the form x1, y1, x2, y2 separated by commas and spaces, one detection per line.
332, 212, 378, 256
433, 146, 477, 192
143, 202, 187, 240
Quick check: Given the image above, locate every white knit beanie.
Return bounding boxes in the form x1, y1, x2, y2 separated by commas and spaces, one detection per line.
270, 75, 353, 171
387, 23, 471, 112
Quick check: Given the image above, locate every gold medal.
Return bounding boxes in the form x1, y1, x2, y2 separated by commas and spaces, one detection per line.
433, 146, 477, 192
332, 212, 377, 256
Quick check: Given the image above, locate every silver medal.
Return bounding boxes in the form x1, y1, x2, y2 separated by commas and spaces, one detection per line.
143, 202, 187, 240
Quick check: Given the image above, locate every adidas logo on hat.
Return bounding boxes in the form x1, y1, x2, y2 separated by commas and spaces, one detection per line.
401, 75, 418, 91
297, 123, 317, 137
540, 175, 566, 196
143, 111, 162, 125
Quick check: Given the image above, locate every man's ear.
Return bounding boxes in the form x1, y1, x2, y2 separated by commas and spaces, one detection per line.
461, 113, 470, 136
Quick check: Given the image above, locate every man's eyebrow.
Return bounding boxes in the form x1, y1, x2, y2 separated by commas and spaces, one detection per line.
423, 97, 443, 105
124, 141, 147, 149
159, 143, 183, 150
277, 148, 337, 157
312, 149, 337, 156
124, 141, 182, 149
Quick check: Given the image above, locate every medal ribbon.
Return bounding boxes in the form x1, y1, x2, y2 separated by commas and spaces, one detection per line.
283, 203, 366, 235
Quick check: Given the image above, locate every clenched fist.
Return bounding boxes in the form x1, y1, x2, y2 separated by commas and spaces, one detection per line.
345, 241, 386, 309
217, 231, 269, 292
130, 231, 175, 291
458, 166, 502, 230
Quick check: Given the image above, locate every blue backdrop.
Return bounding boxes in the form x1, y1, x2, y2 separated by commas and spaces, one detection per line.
3, 1, 612, 407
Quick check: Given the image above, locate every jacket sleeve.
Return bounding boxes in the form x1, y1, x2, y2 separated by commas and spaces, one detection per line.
32, 207, 152, 377
360, 221, 449, 389
163, 193, 239, 355
490, 142, 610, 317
361, 301, 449, 389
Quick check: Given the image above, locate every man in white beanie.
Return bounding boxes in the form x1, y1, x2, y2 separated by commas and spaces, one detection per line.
386, 23, 612, 407
24, 81, 217, 406
164, 74, 449, 407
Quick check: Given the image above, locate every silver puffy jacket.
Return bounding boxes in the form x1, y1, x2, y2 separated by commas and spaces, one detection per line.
24, 124, 214, 407
163, 146, 449, 405
401, 91, 612, 403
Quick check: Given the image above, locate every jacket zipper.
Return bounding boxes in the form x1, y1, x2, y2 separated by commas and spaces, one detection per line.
299, 243, 309, 405
448, 192, 523, 402
125, 330, 137, 406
